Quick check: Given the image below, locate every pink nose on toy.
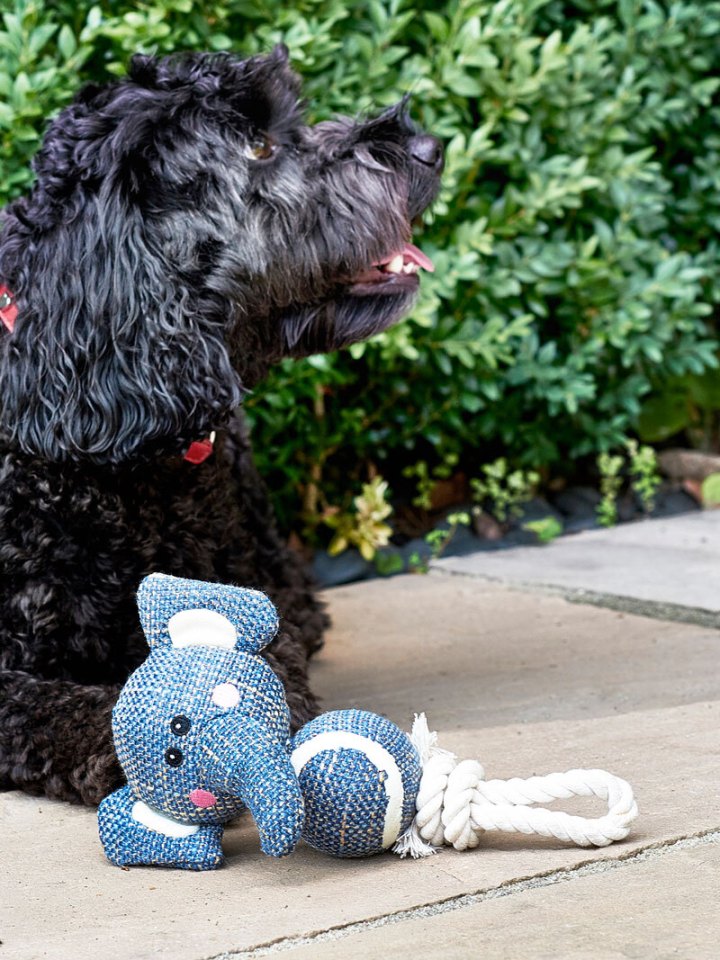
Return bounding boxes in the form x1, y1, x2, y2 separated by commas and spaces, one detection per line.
189, 788, 217, 808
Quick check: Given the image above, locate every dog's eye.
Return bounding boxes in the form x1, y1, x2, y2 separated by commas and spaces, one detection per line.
244, 133, 276, 161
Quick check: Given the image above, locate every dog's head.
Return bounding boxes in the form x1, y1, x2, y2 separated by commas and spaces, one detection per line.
0, 47, 442, 462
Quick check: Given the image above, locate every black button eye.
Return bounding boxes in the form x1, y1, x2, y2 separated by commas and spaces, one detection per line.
165, 747, 183, 767
170, 715, 191, 736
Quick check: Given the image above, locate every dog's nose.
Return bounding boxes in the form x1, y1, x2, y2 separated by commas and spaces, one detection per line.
408, 135, 444, 172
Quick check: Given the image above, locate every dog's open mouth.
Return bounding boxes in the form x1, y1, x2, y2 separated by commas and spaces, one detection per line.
347, 242, 434, 296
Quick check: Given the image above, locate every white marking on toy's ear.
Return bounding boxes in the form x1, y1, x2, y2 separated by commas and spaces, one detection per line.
291, 732, 404, 848
211, 682, 240, 709
167, 609, 237, 649
131, 801, 199, 838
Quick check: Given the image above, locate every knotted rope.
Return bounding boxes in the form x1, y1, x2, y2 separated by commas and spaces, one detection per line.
393, 715, 638, 859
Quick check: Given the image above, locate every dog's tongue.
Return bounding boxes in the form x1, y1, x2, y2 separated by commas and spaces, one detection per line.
402, 242, 435, 273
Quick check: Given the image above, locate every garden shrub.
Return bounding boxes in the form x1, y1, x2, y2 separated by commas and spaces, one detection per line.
2, 0, 719, 539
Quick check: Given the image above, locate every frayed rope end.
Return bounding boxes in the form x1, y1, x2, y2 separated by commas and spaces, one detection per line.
392, 822, 438, 859
409, 713, 456, 766
392, 714, 455, 858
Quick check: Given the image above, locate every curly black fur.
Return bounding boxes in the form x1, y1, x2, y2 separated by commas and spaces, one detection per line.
0, 47, 442, 805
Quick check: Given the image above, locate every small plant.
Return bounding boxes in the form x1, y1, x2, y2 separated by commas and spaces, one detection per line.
374, 550, 405, 577
323, 477, 393, 562
403, 453, 459, 511
470, 458, 539, 525
426, 510, 471, 561
596, 452, 624, 527
626, 440, 662, 515
403, 461, 434, 511
523, 516, 563, 544
410, 511, 471, 574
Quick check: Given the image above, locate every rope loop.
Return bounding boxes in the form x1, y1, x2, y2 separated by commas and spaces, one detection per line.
393, 715, 638, 857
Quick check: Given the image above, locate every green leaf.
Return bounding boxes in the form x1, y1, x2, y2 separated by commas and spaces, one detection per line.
57, 25, 77, 61
28, 24, 58, 57
85, 6, 103, 31
423, 12, 448, 41
443, 67, 482, 97
523, 517, 563, 543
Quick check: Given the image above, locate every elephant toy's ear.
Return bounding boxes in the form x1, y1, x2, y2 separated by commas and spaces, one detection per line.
136, 573, 279, 654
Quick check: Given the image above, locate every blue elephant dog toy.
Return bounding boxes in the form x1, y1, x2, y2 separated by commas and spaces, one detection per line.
98, 573, 305, 869
99, 573, 638, 870
98, 573, 422, 869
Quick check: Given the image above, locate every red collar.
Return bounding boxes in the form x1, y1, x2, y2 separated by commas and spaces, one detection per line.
0, 285, 17, 332
184, 431, 216, 464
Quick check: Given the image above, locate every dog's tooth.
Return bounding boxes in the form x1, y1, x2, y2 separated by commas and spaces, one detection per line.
403, 263, 419, 274
386, 254, 404, 274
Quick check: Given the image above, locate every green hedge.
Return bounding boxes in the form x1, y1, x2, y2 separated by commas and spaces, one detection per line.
2, 0, 719, 536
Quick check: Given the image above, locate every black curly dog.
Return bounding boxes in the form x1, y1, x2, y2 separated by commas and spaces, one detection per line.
0, 46, 442, 805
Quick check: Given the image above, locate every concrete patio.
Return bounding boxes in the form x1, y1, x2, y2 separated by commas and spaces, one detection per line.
2, 512, 719, 959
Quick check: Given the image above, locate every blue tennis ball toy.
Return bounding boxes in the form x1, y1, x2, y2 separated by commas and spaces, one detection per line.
291, 709, 422, 858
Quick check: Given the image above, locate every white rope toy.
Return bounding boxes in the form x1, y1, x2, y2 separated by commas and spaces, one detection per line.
393, 715, 638, 858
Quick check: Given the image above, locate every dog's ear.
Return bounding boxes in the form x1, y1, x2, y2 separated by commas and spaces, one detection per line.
0, 187, 244, 463
269, 43, 290, 66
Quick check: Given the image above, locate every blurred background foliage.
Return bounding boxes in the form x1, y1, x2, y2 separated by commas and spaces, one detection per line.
2, 0, 720, 541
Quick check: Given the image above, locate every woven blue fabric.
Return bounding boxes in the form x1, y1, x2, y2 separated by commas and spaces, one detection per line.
98, 573, 304, 870
291, 709, 422, 858
99, 785, 225, 870
136, 573, 279, 654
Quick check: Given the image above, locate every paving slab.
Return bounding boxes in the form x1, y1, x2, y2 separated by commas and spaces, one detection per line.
278, 837, 720, 960
2, 701, 717, 960
1, 576, 718, 960
433, 510, 720, 627
312, 576, 720, 727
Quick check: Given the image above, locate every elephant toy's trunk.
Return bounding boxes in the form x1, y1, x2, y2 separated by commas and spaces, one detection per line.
202, 716, 304, 858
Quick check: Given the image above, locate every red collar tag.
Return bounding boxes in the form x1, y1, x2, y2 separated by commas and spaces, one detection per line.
184, 431, 216, 465
0, 286, 17, 332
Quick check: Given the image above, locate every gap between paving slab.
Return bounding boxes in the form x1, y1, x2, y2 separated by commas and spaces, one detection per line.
1, 577, 718, 960
433, 510, 720, 628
